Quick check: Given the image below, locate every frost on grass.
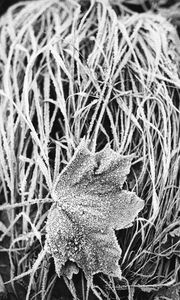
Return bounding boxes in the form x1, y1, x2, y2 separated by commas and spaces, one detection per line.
45, 140, 144, 281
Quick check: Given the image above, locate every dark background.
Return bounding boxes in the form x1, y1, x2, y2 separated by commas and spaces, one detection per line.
0, 0, 29, 16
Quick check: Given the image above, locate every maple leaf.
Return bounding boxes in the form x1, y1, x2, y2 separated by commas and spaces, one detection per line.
45, 140, 144, 281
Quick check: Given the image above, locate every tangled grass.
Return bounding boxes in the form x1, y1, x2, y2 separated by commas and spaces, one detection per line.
0, 0, 180, 299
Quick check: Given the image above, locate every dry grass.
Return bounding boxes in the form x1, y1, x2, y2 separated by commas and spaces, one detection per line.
0, 0, 180, 299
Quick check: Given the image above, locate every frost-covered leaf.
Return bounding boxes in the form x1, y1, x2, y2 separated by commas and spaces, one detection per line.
61, 261, 79, 280
169, 226, 180, 238
45, 140, 144, 281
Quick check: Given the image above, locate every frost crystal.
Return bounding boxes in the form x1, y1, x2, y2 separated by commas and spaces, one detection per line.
45, 140, 144, 281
